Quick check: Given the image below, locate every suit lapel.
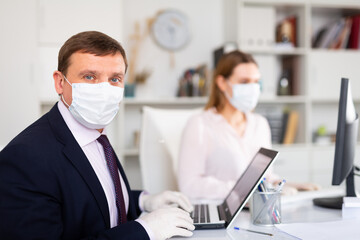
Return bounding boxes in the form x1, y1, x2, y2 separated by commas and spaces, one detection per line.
111, 144, 136, 219
47, 103, 111, 228
62, 145, 111, 228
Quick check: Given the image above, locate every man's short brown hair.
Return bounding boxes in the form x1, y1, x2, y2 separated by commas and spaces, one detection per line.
58, 31, 128, 75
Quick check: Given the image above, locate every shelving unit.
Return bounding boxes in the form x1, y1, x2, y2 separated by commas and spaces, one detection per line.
37, 0, 360, 190
230, 0, 360, 188
87, 0, 360, 189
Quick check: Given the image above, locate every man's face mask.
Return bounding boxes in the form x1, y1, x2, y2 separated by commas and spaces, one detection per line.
62, 75, 124, 129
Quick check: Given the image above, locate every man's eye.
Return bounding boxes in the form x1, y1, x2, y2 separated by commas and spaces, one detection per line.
110, 78, 121, 83
85, 75, 94, 80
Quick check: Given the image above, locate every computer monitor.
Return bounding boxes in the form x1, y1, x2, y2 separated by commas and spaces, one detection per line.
313, 78, 359, 209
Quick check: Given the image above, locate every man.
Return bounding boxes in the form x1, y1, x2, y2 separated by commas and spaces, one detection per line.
0, 31, 194, 240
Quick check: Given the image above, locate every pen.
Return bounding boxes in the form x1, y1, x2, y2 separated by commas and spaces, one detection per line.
253, 180, 285, 224
257, 180, 269, 202
257, 180, 267, 192
275, 179, 286, 192
234, 226, 273, 236
262, 177, 270, 189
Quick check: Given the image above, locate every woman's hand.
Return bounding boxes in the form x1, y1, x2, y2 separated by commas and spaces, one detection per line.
286, 182, 321, 192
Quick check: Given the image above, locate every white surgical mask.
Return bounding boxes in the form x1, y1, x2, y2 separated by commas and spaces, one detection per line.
225, 83, 260, 112
62, 76, 124, 129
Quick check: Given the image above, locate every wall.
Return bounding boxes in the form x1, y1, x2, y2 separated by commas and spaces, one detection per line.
122, 0, 224, 98
0, 0, 40, 147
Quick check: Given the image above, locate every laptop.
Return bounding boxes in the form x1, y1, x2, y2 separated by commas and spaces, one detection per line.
191, 147, 279, 229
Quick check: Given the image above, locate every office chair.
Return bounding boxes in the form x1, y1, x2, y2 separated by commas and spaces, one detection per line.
139, 106, 202, 194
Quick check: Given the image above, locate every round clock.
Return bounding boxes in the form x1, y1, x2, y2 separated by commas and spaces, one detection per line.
151, 10, 191, 51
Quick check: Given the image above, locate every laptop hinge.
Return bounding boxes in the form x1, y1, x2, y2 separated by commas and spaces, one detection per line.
217, 204, 227, 221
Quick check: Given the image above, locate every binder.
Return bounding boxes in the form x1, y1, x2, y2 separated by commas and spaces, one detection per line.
282, 111, 299, 144
240, 6, 275, 50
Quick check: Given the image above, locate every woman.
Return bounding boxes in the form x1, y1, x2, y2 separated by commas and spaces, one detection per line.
177, 50, 318, 200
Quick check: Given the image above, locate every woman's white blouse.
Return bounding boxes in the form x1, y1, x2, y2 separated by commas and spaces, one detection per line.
178, 108, 273, 200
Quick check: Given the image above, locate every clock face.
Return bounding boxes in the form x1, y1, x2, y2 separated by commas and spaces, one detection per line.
151, 10, 190, 51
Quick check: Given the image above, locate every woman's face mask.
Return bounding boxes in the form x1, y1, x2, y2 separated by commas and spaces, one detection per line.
62, 75, 124, 129
225, 82, 260, 112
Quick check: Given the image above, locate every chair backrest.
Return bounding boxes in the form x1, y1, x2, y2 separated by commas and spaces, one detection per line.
139, 106, 202, 194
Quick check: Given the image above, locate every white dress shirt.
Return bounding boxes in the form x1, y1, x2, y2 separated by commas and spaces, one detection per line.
58, 101, 129, 228
178, 108, 273, 200
58, 101, 153, 238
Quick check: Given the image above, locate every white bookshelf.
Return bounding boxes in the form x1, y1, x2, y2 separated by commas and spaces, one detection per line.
38, 0, 360, 190
229, 0, 360, 188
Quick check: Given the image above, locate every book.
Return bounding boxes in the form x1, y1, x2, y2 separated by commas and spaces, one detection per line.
329, 18, 346, 49
313, 28, 327, 48
343, 197, 360, 208
241, 6, 275, 50
260, 107, 284, 144
338, 18, 352, 49
288, 16, 297, 47
282, 111, 299, 144
280, 111, 289, 143
318, 19, 344, 48
347, 15, 360, 49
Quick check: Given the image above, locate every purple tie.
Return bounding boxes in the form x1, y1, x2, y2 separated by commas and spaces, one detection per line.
97, 135, 127, 225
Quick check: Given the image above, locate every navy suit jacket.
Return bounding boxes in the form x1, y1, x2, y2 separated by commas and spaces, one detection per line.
0, 103, 149, 240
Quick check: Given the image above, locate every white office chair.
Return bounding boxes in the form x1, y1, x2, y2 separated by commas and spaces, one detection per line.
139, 106, 202, 194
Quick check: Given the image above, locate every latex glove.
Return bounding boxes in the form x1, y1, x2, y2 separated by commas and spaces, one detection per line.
140, 207, 195, 240
141, 191, 193, 213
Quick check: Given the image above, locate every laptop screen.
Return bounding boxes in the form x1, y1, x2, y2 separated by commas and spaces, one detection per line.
221, 147, 278, 224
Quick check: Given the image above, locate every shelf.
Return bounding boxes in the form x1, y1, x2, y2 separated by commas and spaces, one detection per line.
242, 0, 305, 7
311, 98, 360, 104
259, 95, 307, 104
122, 143, 360, 158
123, 148, 139, 157
273, 143, 311, 150
310, 2, 360, 9
245, 47, 307, 55
124, 97, 208, 106
124, 96, 307, 106
310, 49, 360, 54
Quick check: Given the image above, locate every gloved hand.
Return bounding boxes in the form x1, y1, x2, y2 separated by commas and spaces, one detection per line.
141, 191, 194, 213
140, 207, 195, 240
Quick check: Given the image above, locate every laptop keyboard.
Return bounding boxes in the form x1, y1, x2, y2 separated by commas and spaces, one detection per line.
191, 204, 210, 223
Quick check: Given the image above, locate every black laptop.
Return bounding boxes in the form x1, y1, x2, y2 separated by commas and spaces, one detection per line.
191, 147, 279, 229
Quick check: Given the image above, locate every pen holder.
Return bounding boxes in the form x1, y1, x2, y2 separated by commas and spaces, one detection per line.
251, 190, 281, 226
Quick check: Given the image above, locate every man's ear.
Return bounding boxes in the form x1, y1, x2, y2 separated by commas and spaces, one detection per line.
53, 71, 64, 95
215, 75, 227, 92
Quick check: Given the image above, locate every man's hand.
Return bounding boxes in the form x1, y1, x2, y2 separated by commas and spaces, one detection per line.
140, 208, 195, 240
141, 191, 194, 213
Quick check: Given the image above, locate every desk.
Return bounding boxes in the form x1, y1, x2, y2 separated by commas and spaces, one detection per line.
173, 188, 344, 239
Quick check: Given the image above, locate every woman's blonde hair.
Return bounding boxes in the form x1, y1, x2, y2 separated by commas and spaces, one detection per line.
205, 50, 257, 111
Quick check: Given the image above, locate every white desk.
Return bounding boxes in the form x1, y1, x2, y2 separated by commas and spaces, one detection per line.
173, 188, 344, 239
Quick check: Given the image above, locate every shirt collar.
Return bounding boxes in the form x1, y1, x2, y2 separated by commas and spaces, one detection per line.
57, 100, 106, 147
209, 107, 251, 122
208, 107, 252, 138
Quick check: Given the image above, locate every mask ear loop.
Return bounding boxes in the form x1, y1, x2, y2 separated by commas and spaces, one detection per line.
61, 75, 72, 108
224, 80, 233, 101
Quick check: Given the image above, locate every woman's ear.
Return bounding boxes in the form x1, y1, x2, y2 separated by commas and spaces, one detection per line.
216, 75, 228, 92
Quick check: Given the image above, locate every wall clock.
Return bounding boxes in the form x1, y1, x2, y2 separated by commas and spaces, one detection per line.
151, 10, 191, 51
